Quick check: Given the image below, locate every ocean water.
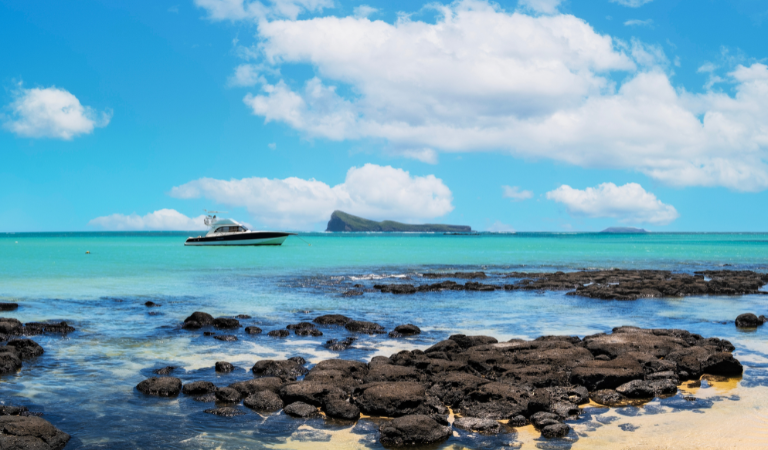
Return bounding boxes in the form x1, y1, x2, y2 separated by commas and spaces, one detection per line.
1, 232, 768, 449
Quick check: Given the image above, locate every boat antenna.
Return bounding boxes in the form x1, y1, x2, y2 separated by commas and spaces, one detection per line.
204, 209, 228, 214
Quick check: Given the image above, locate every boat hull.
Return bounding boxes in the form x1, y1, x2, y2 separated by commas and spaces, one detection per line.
184, 232, 292, 246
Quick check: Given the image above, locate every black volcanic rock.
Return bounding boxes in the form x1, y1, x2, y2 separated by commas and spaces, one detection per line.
735, 313, 763, 328
0, 415, 71, 450
0, 303, 19, 311
379, 414, 451, 447
313, 314, 352, 326
136, 377, 182, 397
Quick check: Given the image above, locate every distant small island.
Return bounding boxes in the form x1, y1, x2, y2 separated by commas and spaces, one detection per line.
326, 211, 472, 232
601, 227, 648, 234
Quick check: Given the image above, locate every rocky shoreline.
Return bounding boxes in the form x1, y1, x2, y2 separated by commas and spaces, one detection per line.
369, 269, 768, 300
132, 312, 744, 447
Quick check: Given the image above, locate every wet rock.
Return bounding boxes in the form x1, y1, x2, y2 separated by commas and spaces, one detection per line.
152, 366, 175, 375
193, 393, 217, 402
378, 414, 451, 447
364, 365, 422, 383
313, 359, 369, 380
245, 326, 262, 334
213, 335, 238, 342
0, 415, 70, 450
324, 399, 360, 420
423, 272, 487, 279
215, 387, 241, 403
144, 301, 160, 307
547, 385, 589, 405
215, 361, 234, 373
252, 359, 308, 381
303, 370, 360, 394
6, 339, 44, 360
542, 423, 571, 438
449, 334, 498, 349
204, 407, 245, 417
530, 411, 562, 429
244, 390, 283, 411
425, 339, 461, 354
428, 372, 490, 407
267, 329, 290, 338
286, 322, 316, 330
616, 380, 656, 398
509, 415, 527, 427
345, 321, 386, 334
289, 356, 306, 365
182, 381, 217, 395
735, 313, 762, 328
355, 382, 430, 417
649, 379, 678, 396
377, 284, 418, 295
279, 382, 346, 407
203, 331, 215, 336
235, 314, 251, 319
213, 318, 240, 329
0, 405, 29, 416
229, 377, 283, 396
342, 290, 364, 297
590, 389, 625, 406
283, 401, 320, 418
0, 318, 23, 335
148, 311, 161, 316
313, 314, 352, 326
183, 312, 213, 329
295, 328, 323, 337
551, 401, 580, 419
570, 357, 645, 391
389, 324, 421, 338
458, 382, 531, 420
0, 303, 19, 311
453, 417, 501, 434
136, 377, 182, 397
325, 337, 356, 351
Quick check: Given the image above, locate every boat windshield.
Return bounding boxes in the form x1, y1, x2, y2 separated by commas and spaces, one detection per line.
215, 226, 246, 233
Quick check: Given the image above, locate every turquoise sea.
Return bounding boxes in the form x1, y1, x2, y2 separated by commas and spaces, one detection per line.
2, 232, 768, 449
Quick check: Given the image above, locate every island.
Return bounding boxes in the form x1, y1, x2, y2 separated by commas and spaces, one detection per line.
326, 210, 472, 232
600, 227, 648, 234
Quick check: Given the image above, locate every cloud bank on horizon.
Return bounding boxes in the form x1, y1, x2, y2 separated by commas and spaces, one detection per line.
168, 164, 454, 229
89, 209, 207, 231
198, 0, 768, 192
3, 85, 111, 140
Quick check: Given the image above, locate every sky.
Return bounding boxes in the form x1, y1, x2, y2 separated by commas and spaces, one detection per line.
1, 0, 767, 232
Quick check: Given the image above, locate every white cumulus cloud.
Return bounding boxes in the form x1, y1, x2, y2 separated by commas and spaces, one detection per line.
232, 1, 768, 191
546, 182, 679, 225
502, 185, 533, 201
169, 164, 454, 229
89, 209, 207, 231
624, 19, 653, 27
3, 86, 111, 140
610, 0, 654, 7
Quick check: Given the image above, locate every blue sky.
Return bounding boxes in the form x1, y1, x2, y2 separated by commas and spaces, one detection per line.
1, 0, 767, 232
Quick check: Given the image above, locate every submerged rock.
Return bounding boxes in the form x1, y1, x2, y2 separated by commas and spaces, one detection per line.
267, 329, 290, 338
378, 414, 452, 447
213, 318, 240, 329
213, 335, 238, 342
325, 337, 356, 351
345, 321, 386, 334
0, 415, 70, 450
215, 387, 241, 403
0, 348, 22, 374
136, 377, 182, 397
204, 407, 245, 417
313, 314, 352, 326
153, 366, 176, 375
144, 301, 160, 307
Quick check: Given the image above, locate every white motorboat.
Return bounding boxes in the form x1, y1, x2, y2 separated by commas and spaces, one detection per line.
185, 212, 294, 246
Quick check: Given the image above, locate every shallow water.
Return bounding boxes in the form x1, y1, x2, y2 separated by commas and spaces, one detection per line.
1, 232, 767, 449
